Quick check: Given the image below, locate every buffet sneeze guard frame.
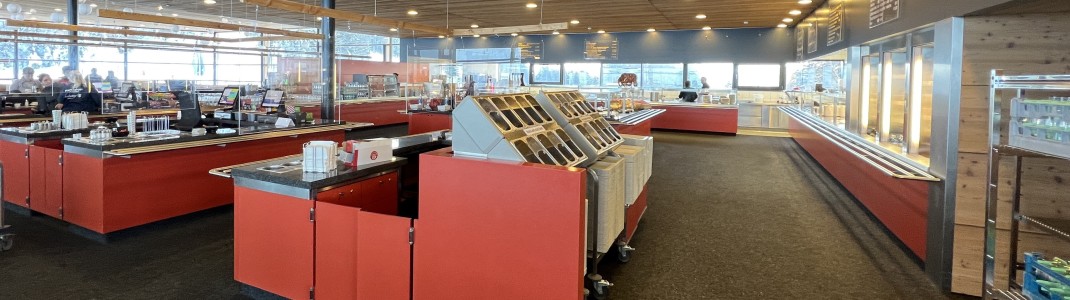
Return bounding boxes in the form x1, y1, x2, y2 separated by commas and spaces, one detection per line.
451, 93, 588, 167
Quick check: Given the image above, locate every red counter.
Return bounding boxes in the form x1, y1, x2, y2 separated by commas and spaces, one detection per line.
60, 128, 349, 235
650, 104, 738, 134
303, 100, 409, 126
787, 113, 930, 259
408, 112, 451, 135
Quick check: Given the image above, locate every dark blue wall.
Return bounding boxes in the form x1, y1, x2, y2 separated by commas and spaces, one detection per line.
401, 28, 795, 64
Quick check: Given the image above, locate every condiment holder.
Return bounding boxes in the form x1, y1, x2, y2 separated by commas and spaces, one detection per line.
302, 141, 338, 173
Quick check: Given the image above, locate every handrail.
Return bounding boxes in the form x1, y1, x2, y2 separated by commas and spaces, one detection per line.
781, 107, 940, 182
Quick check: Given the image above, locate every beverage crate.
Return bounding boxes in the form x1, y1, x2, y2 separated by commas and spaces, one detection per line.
1025, 252, 1070, 300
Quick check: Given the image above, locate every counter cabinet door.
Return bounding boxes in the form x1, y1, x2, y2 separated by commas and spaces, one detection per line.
233, 186, 315, 300
1, 141, 30, 207
358, 172, 398, 216
316, 181, 364, 208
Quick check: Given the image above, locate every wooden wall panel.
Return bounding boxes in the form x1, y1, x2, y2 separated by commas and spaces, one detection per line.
958, 86, 993, 154
954, 153, 1015, 229
961, 13, 1070, 85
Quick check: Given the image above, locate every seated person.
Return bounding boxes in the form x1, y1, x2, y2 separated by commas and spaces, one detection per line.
36, 74, 63, 113
678, 81, 699, 102
55, 72, 102, 113
8, 67, 40, 93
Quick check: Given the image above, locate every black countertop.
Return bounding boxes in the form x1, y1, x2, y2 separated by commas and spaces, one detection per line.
231, 156, 408, 190
62, 120, 355, 152
0, 127, 93, 142
408, 109, 452, 115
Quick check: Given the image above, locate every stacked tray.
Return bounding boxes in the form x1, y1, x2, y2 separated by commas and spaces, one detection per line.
534, 91, 624, 166
452, 93, 588, 167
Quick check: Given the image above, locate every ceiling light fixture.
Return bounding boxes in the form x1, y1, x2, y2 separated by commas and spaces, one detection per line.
511, 33, 518, 36
438, 35, 445, 38
798, 0, 813, 4
743, 21, 749, 25
54, 8, 62, 12
570, 20, 579, 24
171, 13, 178, 17
407, 10, 418, 15
390, 27, 398, 31
702, 26, 711, 30
473, 34, 480, 37
552, 30, 560, 35
470, 24, 478, 28
789, 9, 801, 15
204, 0, 217, 4
597, 30, 605, 34
157, 5, 163, 10
316, 16, 323, 21
778, 24, 787, 28
695, 14, 706, 19
783, 18, 793, 22
89, 4, 97, 8
526, 3, 537, 8
647, 28, 655, 32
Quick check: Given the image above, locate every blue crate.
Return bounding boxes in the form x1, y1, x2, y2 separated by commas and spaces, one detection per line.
1024, 252, 1070, 300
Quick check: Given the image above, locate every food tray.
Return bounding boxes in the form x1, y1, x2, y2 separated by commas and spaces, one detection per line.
452, 93, 587, 167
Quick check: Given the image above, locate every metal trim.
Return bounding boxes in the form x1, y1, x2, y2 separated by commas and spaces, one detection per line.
234, 177, 313, 200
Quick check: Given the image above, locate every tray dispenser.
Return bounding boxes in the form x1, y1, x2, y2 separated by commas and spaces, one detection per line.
452, 93, 588, 167
534, 91, 625, 166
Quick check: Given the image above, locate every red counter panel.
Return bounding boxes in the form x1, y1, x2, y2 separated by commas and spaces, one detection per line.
356, 211, 412, 300
613, 119, 653, 136
414, 150, 586, 300
315, 202, 362, 300
234, 186, 315, 300
787, 116, 929, 258
306, 101, 409, 126
408, 113, 451, 135
625, 186, 649, 243
1, 140, 29, 207
651, 106, 738, 134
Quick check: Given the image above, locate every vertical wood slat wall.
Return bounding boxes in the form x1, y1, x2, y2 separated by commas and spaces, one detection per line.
951, 12, 1070, 296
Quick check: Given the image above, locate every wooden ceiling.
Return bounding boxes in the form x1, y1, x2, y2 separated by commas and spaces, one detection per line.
7, 0, 819, 36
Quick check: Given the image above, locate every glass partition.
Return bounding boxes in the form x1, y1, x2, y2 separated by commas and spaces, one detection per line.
862, 55, 881, 138
563, 63, 602, 87
687, 63, 733, 90
602, 64, 642, 86
737, 64, 781, 88
641, 63, 684, 89
910, 45, 935, 161
883, 51, 908, 152
532, 63, 562, 84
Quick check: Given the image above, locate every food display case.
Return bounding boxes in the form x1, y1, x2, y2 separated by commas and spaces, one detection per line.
367, 74, 399, 97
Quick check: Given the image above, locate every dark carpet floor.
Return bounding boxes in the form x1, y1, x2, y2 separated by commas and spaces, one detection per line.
0, 130, 972, 299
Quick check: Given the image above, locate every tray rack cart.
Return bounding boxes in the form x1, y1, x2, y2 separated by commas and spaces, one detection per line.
453, 91, 648, 299
983, 71, 1070, 299
0, 163, 12, 251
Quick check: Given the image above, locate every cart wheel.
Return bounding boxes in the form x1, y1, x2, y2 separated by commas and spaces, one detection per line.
589, 284, 608, 300
0, 235, 12, 251
586, 274, 612, 300
616, 245, 634, 263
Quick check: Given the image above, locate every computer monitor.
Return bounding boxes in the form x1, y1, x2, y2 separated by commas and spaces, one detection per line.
218, 87, 240, 107
262, 90, 285, 108
174, 91, 203, 130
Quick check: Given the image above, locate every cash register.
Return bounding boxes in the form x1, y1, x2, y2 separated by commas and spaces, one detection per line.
212, 86, 242, 120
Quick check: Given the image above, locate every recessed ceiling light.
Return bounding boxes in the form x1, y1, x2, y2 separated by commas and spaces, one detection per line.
511, 33, 518, 36
702, 26, 711, 30
783, 18, 793, 22
438, 35, 445, 38
204, 0, 217, 4
526, 3, 538, 8
789, 10, 802, 15
89, 4, 97, 7
389, 28, 398, 32
316, 17, 323, 21
552, 30, 560, 35
471, 24, 479, 28
171, 13, 178, 17
777, 24, 787, 28
408, 10, 418, 15
157, 5, 164, 10
597, 30, 605, 34
54, 8, 62, 11
647, 28, 655, 32
798, 0, 813, 4
743, 21, 749, 25
155, 13, 163, 16
695, 14, 706, 19
473, 34, 480, 37
570, 20, 579, 24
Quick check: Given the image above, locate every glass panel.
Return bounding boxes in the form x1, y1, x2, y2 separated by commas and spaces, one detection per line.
883, 51, 908, 153
911, 46, 935, 164
601, 64, 641, 86
786, 61, 845, 92
687, 63, 733, 90
641, 63, 684, 89
863, 55, 881, 138
737, 64, 781, 88
532, 63, 561, 84
563, 63, 601, 87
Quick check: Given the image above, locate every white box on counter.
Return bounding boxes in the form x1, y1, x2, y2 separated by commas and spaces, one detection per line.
344, 138, 394, 167
619, 134, 653, 182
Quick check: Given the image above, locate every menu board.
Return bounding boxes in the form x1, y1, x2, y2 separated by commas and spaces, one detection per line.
584, 39, 619, 60
869, 0, 900, 28
827, 0, 845, 46
796, 27, 805, 60
518, 41, 543, 60
806, 24, 818, 53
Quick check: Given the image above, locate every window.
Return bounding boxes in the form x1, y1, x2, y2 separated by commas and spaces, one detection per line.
687, 63, 733, 90
128, 49, 215, 83
786, 61, 844, 92
563, 63, 601, 87
737, 64, 782, 88
79, 46, 126, 81
601, 64, 641, 86
0, 42, 13, 83
531, 63, 561, 84
641, 64, 684, 89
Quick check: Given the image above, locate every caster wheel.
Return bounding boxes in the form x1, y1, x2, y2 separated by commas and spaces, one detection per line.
616, 245, 634, 263
589, 284, 608, 300
0, 236, 12, 251
586, 274, 612, 300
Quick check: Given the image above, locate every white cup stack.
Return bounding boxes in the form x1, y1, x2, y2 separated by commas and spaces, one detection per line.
302, 141, 339, 173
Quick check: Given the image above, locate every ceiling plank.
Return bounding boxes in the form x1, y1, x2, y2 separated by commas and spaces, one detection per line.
242, 0, 450, 35
96, 9, 322, 39
453, 23, 569, 36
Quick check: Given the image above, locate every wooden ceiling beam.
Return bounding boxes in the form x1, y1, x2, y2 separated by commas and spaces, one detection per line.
4, 20, 312, 43
96, 9, 322, 40
242, 0, 451, 36
452, 23, 570, 36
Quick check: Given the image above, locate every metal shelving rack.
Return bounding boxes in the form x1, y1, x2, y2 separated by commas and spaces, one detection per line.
983, 71, 1070, 299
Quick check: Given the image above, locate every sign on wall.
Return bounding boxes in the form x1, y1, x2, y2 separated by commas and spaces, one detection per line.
869, 0, 900, 28
518, 41, 543, 60
806, 24, 818, 54
584, 39, 619, 60
827, 0, 845, 46
796, 27, 805, 60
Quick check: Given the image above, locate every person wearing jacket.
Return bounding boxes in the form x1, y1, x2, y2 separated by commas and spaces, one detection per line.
55, 72, 102, 113
8, 67, 40, 93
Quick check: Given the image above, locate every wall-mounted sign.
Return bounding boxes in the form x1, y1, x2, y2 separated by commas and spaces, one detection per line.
584, 39, 619, 60
518, 41, 542, 60
806, 24, 818, 54
827, 0, 845, 46
869, 0, 900, 28
796, 27, 805, 60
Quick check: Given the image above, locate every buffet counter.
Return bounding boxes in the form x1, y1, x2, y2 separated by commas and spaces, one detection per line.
0, 109, 179, 127
295, 97, 413, 126
648, 102, 739, 134
0, 121, 367, 238
738, 102, 791, 129
407, 110, 451, 135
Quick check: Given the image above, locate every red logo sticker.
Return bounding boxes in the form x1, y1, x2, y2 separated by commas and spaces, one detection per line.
370, 151, 379, 160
